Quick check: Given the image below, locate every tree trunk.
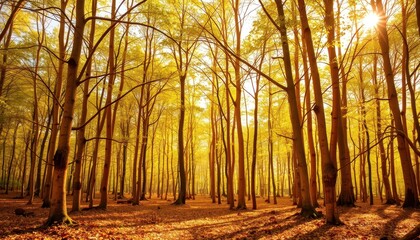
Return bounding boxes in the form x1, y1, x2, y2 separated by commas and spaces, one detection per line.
5, 123, 18, 194
35, 109, 52, 197
174, 74, 187, 205
335, 0, 355, 207
28, 25, 44, 204
210, 76, 216, 203
43, 0, 67, 209
373, 51, 395, 204
372, 0, 419, 207
71, 0, 97, 212
297, 0, 338, 223
390, 119, 401, 205
98, 0, 116, 210
301, 29, 318, 208
273, 0, 318, 218
46, 0, 85, 225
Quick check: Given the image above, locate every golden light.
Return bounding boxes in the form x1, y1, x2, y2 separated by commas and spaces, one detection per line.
362, 12, 379, 29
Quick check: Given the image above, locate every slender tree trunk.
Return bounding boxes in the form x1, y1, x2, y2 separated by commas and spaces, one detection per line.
121, 139, 127, 198
43, 0, 67, 208
72, 0, 97, 212
417, 0, 420, 37
35, 108, 52, 197
301, 30, 318, 208
5, 123, 18, 194
98, 0, 116, 210
210, 77, 216, 203
373, 51, 395, 204
88, 111, 106, 207
28, 9, 47, 204
390, 119, 401, 205
174, 74, 187, 205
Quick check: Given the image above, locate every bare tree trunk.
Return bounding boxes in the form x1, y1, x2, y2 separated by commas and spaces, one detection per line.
46, 0, 85, 225
335, 0, 355, 207
390, 119, 401, 205
372, 0, 419, 207
296, 0, 338, 223
210, 75, 216, 203
5, 123, 18, 194
35, 108, 52, 197
28, 16, 44, 204
42, 0, 67, 208
417, 0, 420, 37
71, 0, 97, 212
272, 0, 318, 218
98, 0, 116, 210
301, 30, 318, 208
373, 51, 395, 204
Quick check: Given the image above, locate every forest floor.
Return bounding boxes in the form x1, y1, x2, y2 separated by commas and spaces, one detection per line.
0, 193, 419, 239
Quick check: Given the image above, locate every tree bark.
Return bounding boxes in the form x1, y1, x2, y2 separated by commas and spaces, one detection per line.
98, 0, 116, 210
297, 0, 338, 223
71, 0, 97, 212
46, 0, 85, 225
174, 74, 187, 205
273, 0, 318, 218
43, 0, 67, 209
335, 0, 355, 207
372, 0, 419, 208
301, 28, 318, 208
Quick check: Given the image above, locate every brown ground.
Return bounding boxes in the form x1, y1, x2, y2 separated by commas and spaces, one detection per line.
0, 193, 419, 239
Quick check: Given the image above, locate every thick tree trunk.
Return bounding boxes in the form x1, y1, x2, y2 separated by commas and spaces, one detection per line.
323, 0, 344, 218
301, 21, 319, 208
46, 0, 85, 225
273, 0, 318, 218
335, 0, 355, 207
372, 0, 419, 208
297, 0, 338, 223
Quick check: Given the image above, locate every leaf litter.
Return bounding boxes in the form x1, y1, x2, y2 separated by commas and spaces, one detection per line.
0, 194, 418, 239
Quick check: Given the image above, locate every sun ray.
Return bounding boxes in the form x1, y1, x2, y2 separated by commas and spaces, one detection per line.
362, 12, 379, 29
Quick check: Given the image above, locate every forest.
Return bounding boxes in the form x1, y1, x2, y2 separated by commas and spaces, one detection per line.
0, 0, 420, 239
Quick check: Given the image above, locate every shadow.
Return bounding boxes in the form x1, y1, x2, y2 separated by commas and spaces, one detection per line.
376, 207, 414, 238
184, 210, 311, 239
292, 222, 335, 240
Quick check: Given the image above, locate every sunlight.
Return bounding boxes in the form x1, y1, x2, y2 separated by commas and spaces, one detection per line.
362, 12, 379, 29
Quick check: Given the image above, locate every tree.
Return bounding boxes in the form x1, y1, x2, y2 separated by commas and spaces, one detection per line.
271, 0, 319, 218
335, 0, 355, 207
71, 0, 97, 212
163, 0, 201, 205
98, 0, 117, 210
297, 0, 340, 223
46, 0, 86, 225
42, 0, 68, 209
371, 0, 419, 208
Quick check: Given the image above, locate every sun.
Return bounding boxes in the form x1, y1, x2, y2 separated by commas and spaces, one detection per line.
362, 12, 379, 29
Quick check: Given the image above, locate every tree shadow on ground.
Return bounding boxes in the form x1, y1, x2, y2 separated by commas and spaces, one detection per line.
185, 210, 312, 239
374, 206, 414, 238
